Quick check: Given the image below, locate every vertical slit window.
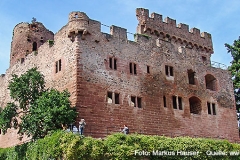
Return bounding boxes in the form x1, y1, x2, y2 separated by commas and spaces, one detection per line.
207, 102, 211, 114
115, 93, 119, 104
32, 42, 37, 51
178, 97, 182, 110
165, 65, 169, 76
55, 59, 62, 73
129, 63, 132, 74
131, 96, 136, 107
172, 96, 177, 109
170, 66, 173, 76
134, 64, 137, 74
163, 96, 167, 108
212, 103, 216, 115
147, 66, 150, 73
114, 58, 117, 70
137, 97, 142, 108
109, 57, 112, 69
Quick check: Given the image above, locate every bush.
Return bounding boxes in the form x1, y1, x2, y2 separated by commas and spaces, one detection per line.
0, 131, 240, 160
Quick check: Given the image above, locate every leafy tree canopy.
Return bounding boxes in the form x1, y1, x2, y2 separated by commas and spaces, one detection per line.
0, 67, 78, 140
225, 36, 240, 111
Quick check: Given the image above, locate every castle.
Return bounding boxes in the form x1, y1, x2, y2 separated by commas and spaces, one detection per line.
0, 8, 238, 148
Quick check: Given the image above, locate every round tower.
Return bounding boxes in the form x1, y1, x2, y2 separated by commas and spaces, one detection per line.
67, 12, 90, 40
10, 20, 54, 66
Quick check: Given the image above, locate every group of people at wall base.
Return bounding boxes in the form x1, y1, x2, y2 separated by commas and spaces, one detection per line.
66, 119, 129, 135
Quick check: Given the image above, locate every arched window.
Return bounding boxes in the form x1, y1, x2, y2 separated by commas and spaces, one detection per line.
189, 96, 201, 114
205, 74, 217, 91
32, 42, 37, 51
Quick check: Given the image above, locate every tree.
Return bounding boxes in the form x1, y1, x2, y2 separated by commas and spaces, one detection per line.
0, 68, 78, 140
225, 37, 240, 112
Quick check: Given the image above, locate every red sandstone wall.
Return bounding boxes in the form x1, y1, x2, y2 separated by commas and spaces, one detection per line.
75, 24, 238, 142
0, 9, 238, 148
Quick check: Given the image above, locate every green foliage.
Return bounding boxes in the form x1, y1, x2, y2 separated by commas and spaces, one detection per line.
1, 132, 240, 160
20, 89, 77, 139
225, 37, 240, 111
0, 67, 78, 140
47, 40, 54, 46
8, 67, 45, 110
0, 103, 18, 134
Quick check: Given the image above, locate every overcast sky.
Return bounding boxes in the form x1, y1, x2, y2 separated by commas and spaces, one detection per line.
0, 0, 239, 74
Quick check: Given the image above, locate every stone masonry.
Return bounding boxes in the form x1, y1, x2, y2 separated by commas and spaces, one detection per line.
0, 8, 238, 148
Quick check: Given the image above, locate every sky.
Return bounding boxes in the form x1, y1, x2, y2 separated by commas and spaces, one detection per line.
0, 0, 240, 74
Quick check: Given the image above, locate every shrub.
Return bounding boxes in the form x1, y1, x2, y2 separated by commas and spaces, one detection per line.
1, 132, 240, 160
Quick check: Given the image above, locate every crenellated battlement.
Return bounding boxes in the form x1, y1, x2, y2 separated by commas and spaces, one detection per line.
136, 8, 213, 53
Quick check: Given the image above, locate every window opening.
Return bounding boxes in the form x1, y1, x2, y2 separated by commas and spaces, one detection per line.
137, 97, 142, 108
207, 102, 211, 114
163, 96, 167, 108
202, 56, 207, 62
189, 96, 202, 114
107, 92, 113, 103
115, 93, 120, 104
32, 42, 37, 51
134, 63, 137, 74
212, 103, 216, 115
129, 62, 137, 75
207, 102, 216, 115
165, 65, 174, 76
188, 69, 196, 85
131, 96, 136, 107
147, 66, 150, 73
205, 74, 217, 91
129, 63, 132, 74
109, 57, 112, 69
178, 97, 182, 110
21, 58, 25, 64
114, 58, 117, 70
55, 59, 62, 73
172, 95, 182, 110
172, 96, 177, 109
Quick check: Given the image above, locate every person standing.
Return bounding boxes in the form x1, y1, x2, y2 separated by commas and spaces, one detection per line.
79, 119, 86, 135
122, 125, 129, 134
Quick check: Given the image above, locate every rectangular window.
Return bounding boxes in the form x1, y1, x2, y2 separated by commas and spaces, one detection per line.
207, 102, 211, 114
147, 66, 150, 73
172, 96, 177, 109
131, 96, 136, 107
165, 65, 173, 76
134, 63, 137, 74
114, 58, 117, 70
169, 66, 173, 76
172, 96, 182, 110
107, 92, 120, 104
55, 59, 62, 73
178, 97, 182, 110
165, 65, 169, 76
163, 96, 167, 108
131, 96, 142, 108
129, 63, 132, 74
107, 92, 113, 103
207, 102, 216, 115
115, 93, 120, 104
109, 57, 112, 69
109, 57, 117, 70
130, 62, 137, 75
137, 97, 142, 108
212, 103, 216, 115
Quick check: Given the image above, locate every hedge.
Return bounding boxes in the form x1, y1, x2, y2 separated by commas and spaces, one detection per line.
0, 130, 240, 160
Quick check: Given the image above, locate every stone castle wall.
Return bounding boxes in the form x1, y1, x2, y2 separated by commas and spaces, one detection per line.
0, 8, 238, 148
